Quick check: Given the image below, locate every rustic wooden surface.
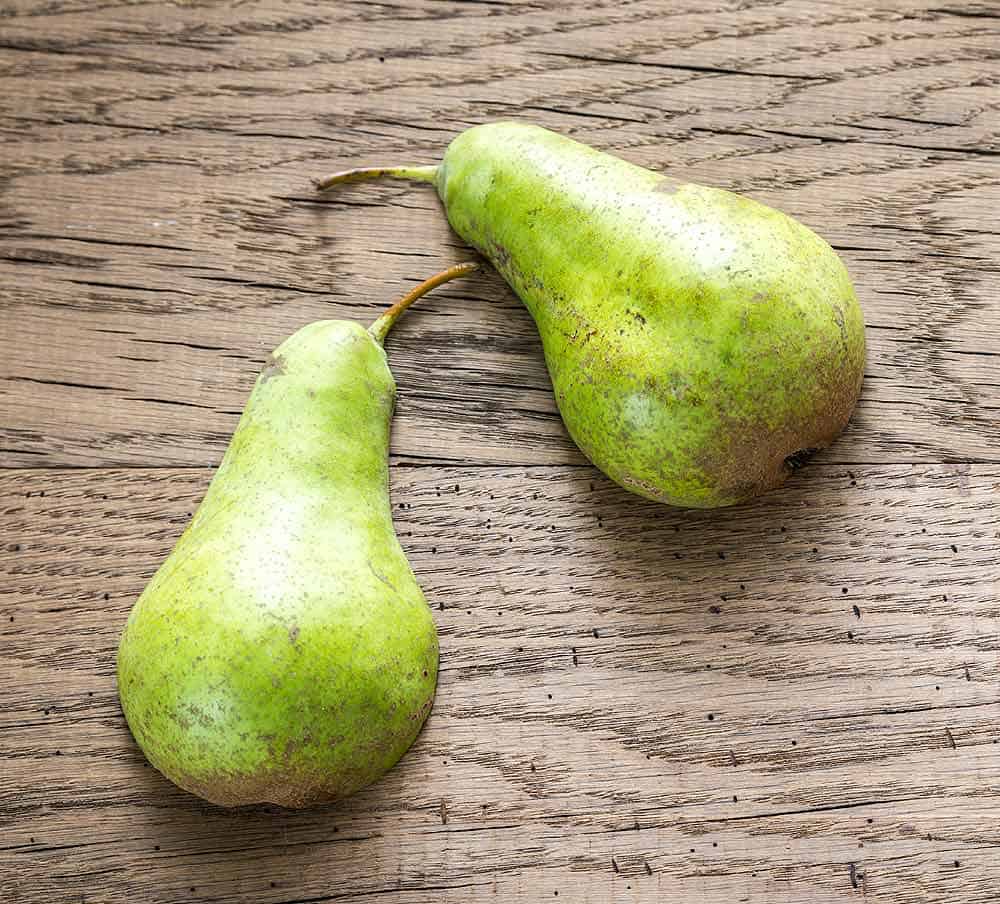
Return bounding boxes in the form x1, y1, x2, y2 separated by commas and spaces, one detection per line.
2, 1, 998, 902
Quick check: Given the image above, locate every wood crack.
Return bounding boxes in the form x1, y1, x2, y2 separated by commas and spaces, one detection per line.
537, 51, 831, 81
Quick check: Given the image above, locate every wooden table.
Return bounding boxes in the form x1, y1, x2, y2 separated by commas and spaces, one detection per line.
2, 2, 998, 902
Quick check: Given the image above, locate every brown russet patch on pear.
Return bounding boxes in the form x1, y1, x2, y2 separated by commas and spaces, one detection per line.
699, 349, 863, 505
260, 353, 287, 383
173, 762, 365, 809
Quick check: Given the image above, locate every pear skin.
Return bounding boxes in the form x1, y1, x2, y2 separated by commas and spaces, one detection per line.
117, 264, 475, 807
317, 123, 866, 508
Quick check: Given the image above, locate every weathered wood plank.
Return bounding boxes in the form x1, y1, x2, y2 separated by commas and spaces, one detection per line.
1, 464, 997, 903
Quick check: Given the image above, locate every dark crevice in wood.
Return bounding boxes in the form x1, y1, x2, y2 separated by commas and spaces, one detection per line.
489, 102, 648, 125
64, 279, 196, 296
537, 51, 831, 81
372, 248, 440, 258
696, 795, 925, 825
270, 881, 493, 904
131, 338, 232, 352
871, 140, 999, 158
777, 698, 1000, 725
0, 39, 95, 56
281, 195, 404, 209
132, 397, 219, 411
365, 116, 464, 135
4, 232, 195, 253
9, 114, 166, 134
420, 821, 524, 836
927, 7, 1000, 19
878, 113, 963, 129
698, 124, 999, 161
148, 833, 385, 862
3, 376, 128, 392
188, 274, 333, 296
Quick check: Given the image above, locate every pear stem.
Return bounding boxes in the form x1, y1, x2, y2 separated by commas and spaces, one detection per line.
314, 165, 438, 192
369, 262, 477, 345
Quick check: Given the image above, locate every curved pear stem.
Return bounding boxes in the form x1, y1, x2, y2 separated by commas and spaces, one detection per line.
369, 262, 477, 345
314, 165, 438, 192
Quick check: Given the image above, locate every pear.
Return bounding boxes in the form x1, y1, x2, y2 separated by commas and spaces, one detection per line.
117, 263, 476, 807
317, 123, 865, 507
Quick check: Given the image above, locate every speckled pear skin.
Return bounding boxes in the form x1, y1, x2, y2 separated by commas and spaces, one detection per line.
436, 123, 865, 507
117, 321, 438, 808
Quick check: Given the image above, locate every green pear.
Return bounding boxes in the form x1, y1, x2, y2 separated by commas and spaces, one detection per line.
117, 263, 476, 807
317, 122, 865, 507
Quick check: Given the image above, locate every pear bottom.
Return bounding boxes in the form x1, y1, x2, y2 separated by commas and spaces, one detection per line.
118, 601, 438, 808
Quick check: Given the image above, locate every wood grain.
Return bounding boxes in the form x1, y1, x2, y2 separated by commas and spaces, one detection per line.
2, 464, 999, 903
1, 1, 998, 902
